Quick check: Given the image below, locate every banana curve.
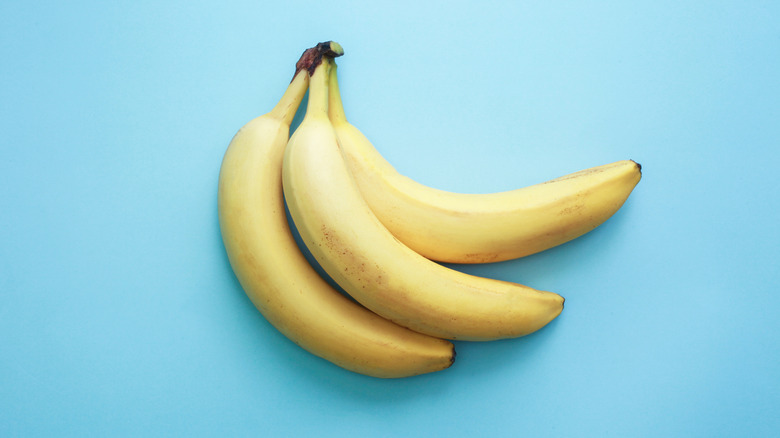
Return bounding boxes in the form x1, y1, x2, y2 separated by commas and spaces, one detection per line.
327, 62, 641, 264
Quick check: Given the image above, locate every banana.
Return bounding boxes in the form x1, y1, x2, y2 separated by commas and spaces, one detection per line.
282, 57, 564, 341
218, 43, 454, 378
327, 63, 642, 264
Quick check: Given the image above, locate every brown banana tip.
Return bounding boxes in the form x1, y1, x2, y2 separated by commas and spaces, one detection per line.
450, 346, 457, 367
631, 159, 642, 173
294, 41, 345, 80
294, 46, 320, 79
318, 41, 344, 58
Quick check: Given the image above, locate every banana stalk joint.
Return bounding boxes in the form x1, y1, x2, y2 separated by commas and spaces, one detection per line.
295, 41, 344, 79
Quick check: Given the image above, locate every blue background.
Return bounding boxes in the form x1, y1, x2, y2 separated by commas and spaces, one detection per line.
2, 1, 779, 436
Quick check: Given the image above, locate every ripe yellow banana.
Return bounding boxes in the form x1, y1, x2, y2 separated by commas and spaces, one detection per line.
327, 63, 642, 264
283, 57, 564, 341
218, 43, 454, 378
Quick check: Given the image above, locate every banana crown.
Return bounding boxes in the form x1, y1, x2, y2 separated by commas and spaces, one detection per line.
295, 41, 343, 77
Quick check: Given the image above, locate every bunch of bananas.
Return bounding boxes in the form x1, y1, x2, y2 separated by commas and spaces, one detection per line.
218, 42, 641, 378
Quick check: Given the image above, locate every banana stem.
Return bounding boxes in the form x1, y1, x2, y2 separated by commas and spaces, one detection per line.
269, 71, 309, 125
328, 62, 348, 125
304, 57, 331, 120
269, 42, 343, 125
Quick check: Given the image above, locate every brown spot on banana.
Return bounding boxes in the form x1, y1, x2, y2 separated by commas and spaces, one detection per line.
559, 204, 585, 216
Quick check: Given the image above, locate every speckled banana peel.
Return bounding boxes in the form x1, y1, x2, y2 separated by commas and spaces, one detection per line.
327, 63, 641, 264
282, 57, 565, 341
218, 43, 454, 378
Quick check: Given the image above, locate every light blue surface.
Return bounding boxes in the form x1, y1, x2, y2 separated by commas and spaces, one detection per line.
2, 1, 779, 436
